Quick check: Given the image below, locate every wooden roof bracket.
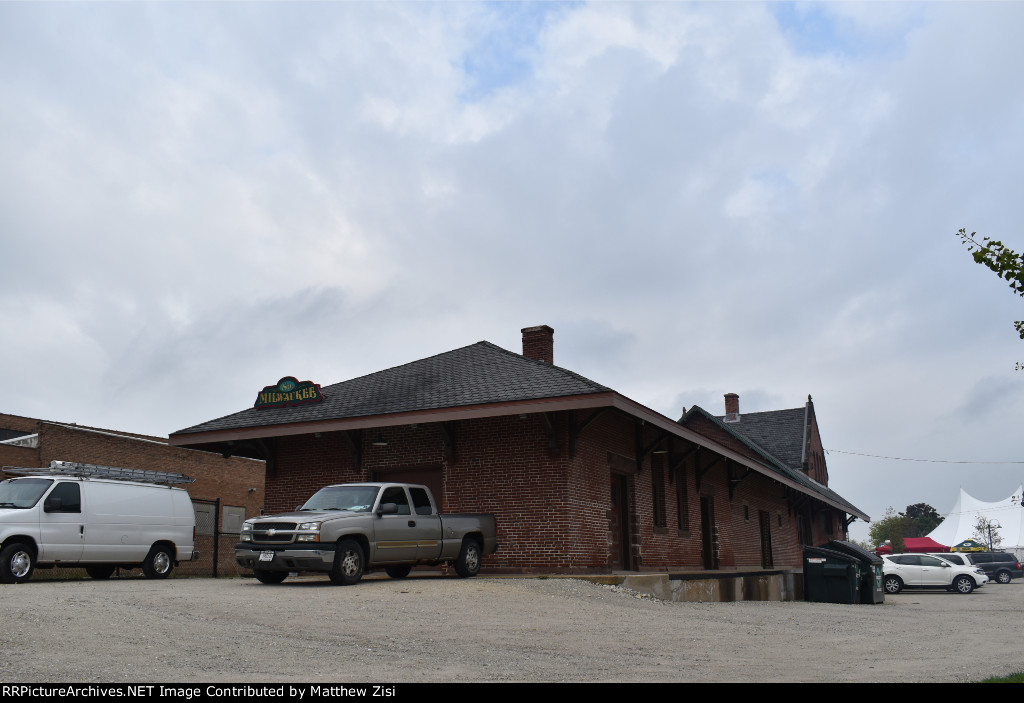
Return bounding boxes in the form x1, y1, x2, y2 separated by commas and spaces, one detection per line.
696, 451, 723, 493
669, 442, 699, 484
569, 408, 607, 458
255, 438, 276, 478
345, 430, 363, 471
727, 461, 752, 500
542, 413, 558, 452
441, 421, 457, 460
637, 428, 670, 470
223, 439, 277, 477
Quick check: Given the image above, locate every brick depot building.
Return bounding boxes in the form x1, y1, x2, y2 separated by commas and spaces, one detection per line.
1, 413, 265, 575
169, 326, 867, 574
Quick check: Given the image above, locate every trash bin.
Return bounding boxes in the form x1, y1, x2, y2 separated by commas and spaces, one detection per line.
803, 545, 862, 604
824, 539, 886, 604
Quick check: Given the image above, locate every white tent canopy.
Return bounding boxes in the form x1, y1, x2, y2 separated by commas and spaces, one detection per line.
927, 485, 1024, 559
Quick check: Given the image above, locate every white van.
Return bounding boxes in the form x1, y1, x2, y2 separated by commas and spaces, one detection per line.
0, 463, 198, 583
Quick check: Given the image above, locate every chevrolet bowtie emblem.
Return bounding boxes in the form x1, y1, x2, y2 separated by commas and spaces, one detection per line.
267, 529, 277, 536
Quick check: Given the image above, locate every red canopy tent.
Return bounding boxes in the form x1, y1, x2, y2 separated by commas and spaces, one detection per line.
875, 537, 950, 554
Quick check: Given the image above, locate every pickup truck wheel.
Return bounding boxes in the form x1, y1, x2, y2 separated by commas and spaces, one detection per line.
142, 545, 174, 579
954, 575, 975, 594
0, 542, 35, 584
454, 538, 482, 578
996, 570, 1012, 584
85, 565, 116, 580
330, 539, 365, 585
254, 570, 288, 584
385, 565, 412, 579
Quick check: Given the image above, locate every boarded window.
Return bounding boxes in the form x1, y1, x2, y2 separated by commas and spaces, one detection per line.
222, 505, 246, 534
651, 454, 666, 528
194, 502, 216, 537
676, 463, 689, 531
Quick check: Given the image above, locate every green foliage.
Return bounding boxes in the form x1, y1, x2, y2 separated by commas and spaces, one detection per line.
869, 507, 911, 552
979, 671, 1024, 683
868, 503, 944, 550
958, 228, 1024, 369
904, 502, 941, 537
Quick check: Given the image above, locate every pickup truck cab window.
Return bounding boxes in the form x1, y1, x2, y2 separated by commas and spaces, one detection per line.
300, 485, 379, 512
410, 487, 434, 516
379, 486, 411, 515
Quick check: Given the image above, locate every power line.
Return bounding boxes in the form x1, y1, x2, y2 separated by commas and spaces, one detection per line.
825, 448, 1024, 465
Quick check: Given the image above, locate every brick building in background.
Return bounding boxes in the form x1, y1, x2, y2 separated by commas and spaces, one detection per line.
169, 325, 867, 574
1, 413, 264, 576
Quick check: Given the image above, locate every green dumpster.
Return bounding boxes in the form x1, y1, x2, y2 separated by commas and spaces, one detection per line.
803, 545, 862, 604
824, 539, 885, 604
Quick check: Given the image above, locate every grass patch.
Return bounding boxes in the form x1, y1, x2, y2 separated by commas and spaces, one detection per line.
979, 672, 1024, 683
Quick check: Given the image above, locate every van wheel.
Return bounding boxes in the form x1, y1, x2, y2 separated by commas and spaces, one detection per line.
86, 565, 116, 580
254, 570, 288, 584
329, 539, 364, 585
453, 538, 482, 578
142, 545, 174, 579
996, 570, 1012, 584
0, 542, 35, 584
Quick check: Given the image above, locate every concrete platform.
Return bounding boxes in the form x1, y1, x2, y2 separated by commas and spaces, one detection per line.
543, 569, 804, 602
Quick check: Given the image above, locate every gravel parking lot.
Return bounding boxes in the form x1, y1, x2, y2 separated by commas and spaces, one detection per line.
1, 572, 1021, 683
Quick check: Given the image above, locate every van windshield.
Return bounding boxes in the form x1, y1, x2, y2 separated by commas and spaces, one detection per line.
299, 485, 380, 513
0, 478, 54, 509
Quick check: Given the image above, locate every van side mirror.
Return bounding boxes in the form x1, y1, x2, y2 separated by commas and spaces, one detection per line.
44, 497, 63, 513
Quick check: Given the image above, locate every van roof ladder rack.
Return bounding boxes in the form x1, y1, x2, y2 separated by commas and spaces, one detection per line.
2, 460, 195, 486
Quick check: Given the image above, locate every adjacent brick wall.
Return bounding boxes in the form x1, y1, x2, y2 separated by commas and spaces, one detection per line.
0, 412, 265, 577
260, 407, 847, 573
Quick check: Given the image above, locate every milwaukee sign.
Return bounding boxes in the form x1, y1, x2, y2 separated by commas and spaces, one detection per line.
254, 377, 325, 410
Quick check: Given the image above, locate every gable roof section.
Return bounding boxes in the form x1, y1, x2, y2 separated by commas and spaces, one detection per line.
715, 407, 807, 471
682, 405, 868, 521
171, 341, 613, 437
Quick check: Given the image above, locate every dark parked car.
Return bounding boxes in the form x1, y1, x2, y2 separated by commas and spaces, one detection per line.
964, 552, 1023, 584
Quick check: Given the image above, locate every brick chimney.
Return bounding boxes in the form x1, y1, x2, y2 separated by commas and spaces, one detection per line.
521, 325, 554, 364
723, 393, 740, 422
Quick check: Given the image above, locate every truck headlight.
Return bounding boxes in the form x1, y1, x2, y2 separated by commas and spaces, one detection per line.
297, 521, 322, 542
241, 521, 254, 542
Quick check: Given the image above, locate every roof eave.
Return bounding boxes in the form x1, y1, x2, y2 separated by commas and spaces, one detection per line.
168, 392, 619, 447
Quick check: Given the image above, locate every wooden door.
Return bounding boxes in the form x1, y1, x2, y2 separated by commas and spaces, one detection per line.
700, 496, 719, 570
610, 474, 631, 570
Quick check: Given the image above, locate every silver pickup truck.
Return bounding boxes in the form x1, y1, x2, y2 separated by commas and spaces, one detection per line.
236, 482, 497, 585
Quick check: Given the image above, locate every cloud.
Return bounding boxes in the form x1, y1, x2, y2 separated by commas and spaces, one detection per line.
1, 2, 1023, 541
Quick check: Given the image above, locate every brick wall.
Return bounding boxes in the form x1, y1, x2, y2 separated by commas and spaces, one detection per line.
260, 407, 847, 573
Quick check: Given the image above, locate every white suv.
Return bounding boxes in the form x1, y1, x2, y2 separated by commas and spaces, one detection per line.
881, 553, 989, 594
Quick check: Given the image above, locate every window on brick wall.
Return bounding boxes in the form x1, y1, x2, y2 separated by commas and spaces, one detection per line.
676, 464, 689, 531
651, 454, 666, 528
0, 428, 32, 442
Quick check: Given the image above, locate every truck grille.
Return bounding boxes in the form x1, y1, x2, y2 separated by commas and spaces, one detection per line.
251, 522, 297, 543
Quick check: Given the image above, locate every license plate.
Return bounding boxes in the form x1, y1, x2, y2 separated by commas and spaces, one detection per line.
259, 551, 274, 562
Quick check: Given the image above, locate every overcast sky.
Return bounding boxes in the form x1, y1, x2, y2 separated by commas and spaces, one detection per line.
3, 1, 1022, 544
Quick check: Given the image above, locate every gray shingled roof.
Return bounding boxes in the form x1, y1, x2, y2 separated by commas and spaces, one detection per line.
172, 341, 612, 436
684, 405, 868, 520
718, 407, 807, 471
